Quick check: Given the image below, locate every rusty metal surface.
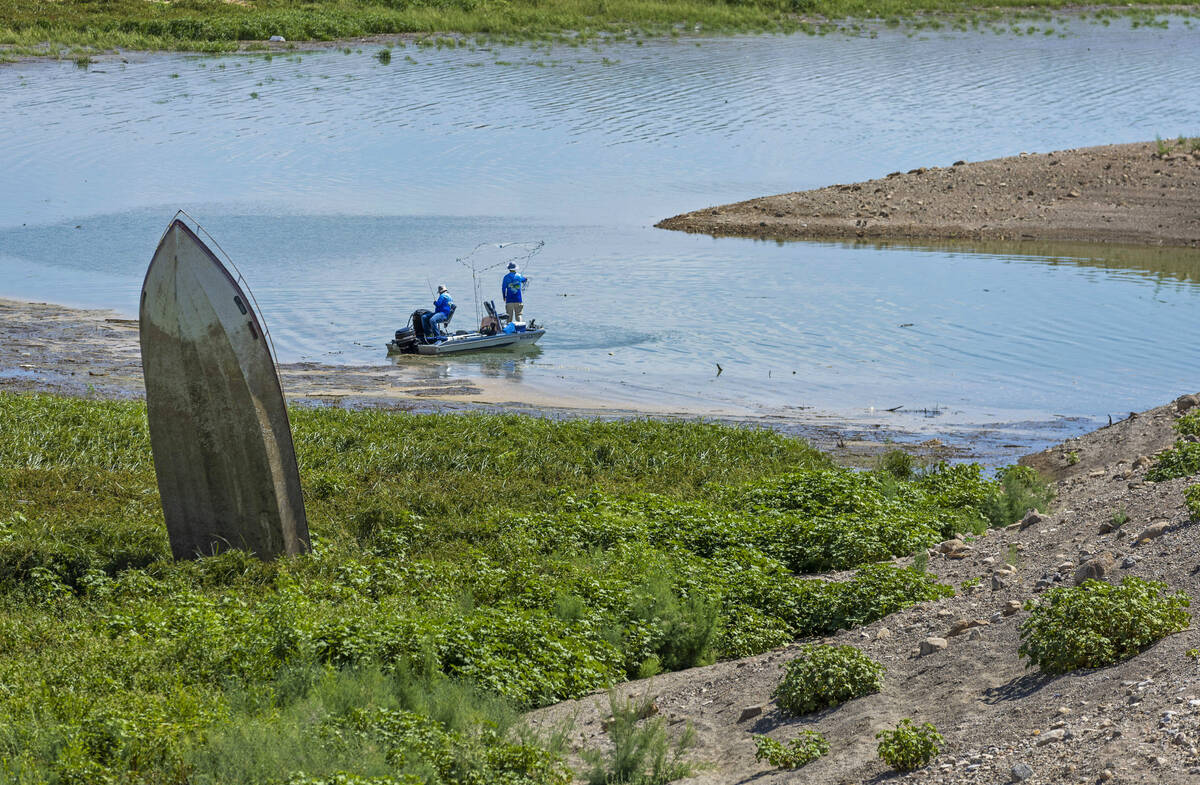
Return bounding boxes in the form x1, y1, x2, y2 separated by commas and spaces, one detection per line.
139, 219, 309, 559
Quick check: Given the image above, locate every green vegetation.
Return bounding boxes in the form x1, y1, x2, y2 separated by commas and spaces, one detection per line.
1110, 507, 1129, 530
875, 719, 942, 772
1185, 485, 1200, 520
582, 695, 694, 784
1176, 411, 1200, 438
1148, 438, 1200, 482
752, 730, 829, 769
978, 464, 1055, 528
0, 393, 1039, 782
772, 644, 885, 716
1018, 577, 1191, 675
0, 0, 1191, 59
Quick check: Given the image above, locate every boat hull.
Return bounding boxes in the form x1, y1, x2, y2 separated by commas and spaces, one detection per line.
386, 328, 545, 356
139, 219, 310, 560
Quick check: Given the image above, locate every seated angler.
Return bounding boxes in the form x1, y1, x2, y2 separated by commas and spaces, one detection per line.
429, 285, 454, 335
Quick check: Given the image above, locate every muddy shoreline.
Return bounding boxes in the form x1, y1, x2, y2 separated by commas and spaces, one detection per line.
0, 297, 1070, 466
657, 141, 1200, 247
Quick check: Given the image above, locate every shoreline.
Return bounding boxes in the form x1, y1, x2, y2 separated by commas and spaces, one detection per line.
0, 296, 1070, 466
657, 141, 1200, 248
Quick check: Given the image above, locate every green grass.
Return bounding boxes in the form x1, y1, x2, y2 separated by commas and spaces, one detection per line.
0, 0, 1192, 57
0, 392, 1034, 783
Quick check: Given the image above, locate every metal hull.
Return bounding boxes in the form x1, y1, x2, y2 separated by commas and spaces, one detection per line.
414, 328, 545, 355
139, 219, 310, 560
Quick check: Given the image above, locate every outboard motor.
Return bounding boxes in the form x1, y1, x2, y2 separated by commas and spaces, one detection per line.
411, 308, 432, 341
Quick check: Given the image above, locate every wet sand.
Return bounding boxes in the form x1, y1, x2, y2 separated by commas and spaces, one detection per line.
657, 141, 1200, 247
0, 297, 1052, 465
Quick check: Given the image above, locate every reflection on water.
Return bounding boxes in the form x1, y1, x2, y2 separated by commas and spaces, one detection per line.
389, 346, 543, 382
1, 23, 1199, 437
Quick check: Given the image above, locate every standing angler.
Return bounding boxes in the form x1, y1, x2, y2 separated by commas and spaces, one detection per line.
501, 262, 528, 323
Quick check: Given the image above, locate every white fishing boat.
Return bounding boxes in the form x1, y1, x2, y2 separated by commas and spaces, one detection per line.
387, 300, 545, 356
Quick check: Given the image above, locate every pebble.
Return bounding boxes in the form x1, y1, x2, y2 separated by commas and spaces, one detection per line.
1035, 728, 1067, 745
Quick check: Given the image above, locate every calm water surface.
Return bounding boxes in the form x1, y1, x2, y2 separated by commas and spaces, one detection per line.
1, 23, 1199, 441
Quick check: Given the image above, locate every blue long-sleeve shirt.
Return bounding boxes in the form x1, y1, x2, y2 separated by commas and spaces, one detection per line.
501, 272, 527, 304
434, 292, 453, 315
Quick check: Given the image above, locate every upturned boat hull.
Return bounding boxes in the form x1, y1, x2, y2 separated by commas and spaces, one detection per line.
140, 218, 310, 560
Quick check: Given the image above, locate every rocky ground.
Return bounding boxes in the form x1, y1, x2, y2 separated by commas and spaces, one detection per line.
528, 393, 1200, 784
656, 141, 1200, 248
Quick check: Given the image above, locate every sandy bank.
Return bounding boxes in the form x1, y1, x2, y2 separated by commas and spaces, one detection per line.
657, 141, 1200, 247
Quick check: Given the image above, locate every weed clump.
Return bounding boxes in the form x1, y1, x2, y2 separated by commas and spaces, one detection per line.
876, 719, 942, 771
979, 464, 1054, 528
1019, 577, 1191, 674
773, 644, 884, 716
582, 694, 694, 785
752, 730, 828, 769
1186, 485, 1200, 520
1148, 442, 1200, 482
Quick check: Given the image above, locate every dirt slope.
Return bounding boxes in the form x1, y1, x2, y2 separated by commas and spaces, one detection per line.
528, 393, 1200, 784
656, 141, 1200, 248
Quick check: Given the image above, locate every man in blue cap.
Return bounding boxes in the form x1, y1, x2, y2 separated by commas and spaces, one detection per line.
429, 284, 454, 335
501, 262, 528, 324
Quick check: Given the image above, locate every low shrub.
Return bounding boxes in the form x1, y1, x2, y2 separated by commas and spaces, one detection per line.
1148, 442, 1200, 482
876, 719, 942, 771
1019, 577, 1191, 674
752, 730, 828, 769
773, 644, 884, 716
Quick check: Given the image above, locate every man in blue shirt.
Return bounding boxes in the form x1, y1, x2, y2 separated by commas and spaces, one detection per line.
429, 285, 453, 335
501, 262, 528, 323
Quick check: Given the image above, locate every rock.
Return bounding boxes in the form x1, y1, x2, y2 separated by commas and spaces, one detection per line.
1123, 556, 1137, 568
967, 628, 984, 641
937, 538, 971, 558
1133, 455, 1152, 470
1035, 728, 1067, 746
1176, 394, 1200, 413
1056, 561, 1076, 572
948, 618, 988, 636
1074, 552, 1116, 585
737, 705, 762, 723
876, 627, 892, 640
1067, 189, 1081, 198
991, 573, 1010, 591
920, 637, 949, 656
268, 34, 286, 42
1003, 600, 1022, 616
1011, 762, 1034, 781
1018, 509, 1047, 530
995, 563, 1017, 575
1136, 521, 1170, 543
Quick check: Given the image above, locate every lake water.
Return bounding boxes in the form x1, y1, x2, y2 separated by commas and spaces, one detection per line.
2, 21, 1199, 444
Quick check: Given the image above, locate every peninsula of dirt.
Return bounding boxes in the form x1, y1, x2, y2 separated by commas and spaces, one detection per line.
657, 141, 1200, 247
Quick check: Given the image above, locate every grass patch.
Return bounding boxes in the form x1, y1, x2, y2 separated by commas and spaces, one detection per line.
0, 0, 1191, 55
